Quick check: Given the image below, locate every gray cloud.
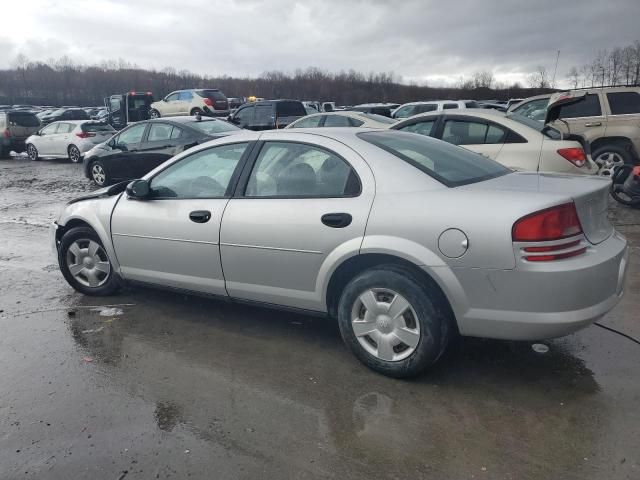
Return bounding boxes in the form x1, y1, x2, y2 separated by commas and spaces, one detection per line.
1, 0, 638, 87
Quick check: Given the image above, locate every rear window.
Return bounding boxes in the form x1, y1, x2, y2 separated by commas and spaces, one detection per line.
558, 94, 601, 118
275, 101, 306, 117
464, 101, 480, 108
188, 119, 241, 135
82, 123, 115, 133
607, 92, 640, 115
359, 113, 395, 124
196, 90, 227, 101
358, 131, 510, 187
507, 113, 561, 139
7, 112, 40, 127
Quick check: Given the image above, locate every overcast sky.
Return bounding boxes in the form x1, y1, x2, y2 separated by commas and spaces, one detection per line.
1, 0, 638, 87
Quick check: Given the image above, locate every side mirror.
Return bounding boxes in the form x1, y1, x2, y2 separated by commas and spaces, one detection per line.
126, 179, 150, 199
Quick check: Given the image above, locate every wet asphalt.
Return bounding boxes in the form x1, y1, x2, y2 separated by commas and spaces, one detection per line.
0, 157, 639, 480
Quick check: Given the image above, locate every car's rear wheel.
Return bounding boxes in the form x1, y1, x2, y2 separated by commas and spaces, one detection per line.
337, 266, 452, 378
27, 144, 39, 161
58, 226, 119, 296
150, 109, 161, 119
190, 107, 203, 116
593, 145, 634, 177
68, 145, 81, 163
90, 160, 110, 186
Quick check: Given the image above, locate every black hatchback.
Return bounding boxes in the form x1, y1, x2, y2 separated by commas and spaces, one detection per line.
83, 116, 242, 186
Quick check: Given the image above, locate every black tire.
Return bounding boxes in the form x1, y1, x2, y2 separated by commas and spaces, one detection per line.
58, 226, 120, 296
89, 160, 110, 186
150, 109, 161, 119
337, 266, 452, 378
68, 144, 81, 163
27, 144, 39, 161
190, 107, 203, 116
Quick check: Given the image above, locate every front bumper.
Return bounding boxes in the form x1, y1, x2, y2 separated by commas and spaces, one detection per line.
444, 231, 629, 340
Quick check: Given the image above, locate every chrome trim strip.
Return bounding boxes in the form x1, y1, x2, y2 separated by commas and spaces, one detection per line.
112, 232, 218, 245
220, 242, 322, 255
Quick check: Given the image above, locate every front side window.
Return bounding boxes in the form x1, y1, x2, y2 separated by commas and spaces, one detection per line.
57, 123, 75, 134
40, 123, 59, 135
178, 91, 193, 101
165, 92, 179, 102
255, 105, 274, 125
291, 116, 323, 128
147, 123, 173, 142
558, 94, 601, 118
245, 142, 360, 197
394, 106, 416, 119
442, 103, 459, 110
417, 104, 438, 114
116, 123, 147, 145
442, 120, 505, 145
358, 131, 510, 187
235, 106, 254, 123
607, 92, 640, 115
188, 119, 240, 134
150, 143, 248, 198
323, 115, 352, 127
398, 119, 436, 136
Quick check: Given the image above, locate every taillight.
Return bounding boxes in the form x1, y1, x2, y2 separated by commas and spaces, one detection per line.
557, 147, 586, 167
3, 128, 9, 138
513, 202, 586, 261
76, 132, 95, 138
203, 98, 213, 107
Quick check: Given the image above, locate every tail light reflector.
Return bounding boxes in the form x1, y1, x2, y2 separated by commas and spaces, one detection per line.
203, 98, 213, 107
557, 147, 586, 167
3, 128, 10, 138
76, 132, 95, 138
524, 247, 587, 262
523, 240, 581, 253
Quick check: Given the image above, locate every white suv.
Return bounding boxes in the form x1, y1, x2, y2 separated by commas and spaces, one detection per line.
392, 100, 479, 119
150, 89, 229, 118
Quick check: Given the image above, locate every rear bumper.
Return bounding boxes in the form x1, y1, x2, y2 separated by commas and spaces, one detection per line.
442, 231, 629, 340
1, 139, 27, 151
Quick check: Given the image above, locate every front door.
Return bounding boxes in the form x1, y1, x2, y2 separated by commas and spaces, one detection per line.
109, 122, 148, 180
51, 122, 74, 156
220, 132, 375, 312
35, 123, 60, 156
111, 142, 250, 294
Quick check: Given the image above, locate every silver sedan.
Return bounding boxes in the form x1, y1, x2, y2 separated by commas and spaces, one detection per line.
51, 128, 629, 377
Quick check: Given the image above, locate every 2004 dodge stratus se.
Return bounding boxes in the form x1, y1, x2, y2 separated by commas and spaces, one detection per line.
51, 128, 629, 377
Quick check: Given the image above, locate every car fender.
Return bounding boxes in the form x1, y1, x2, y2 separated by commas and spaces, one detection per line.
57, 195, 122, 272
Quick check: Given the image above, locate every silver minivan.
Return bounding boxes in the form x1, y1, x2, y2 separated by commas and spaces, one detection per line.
0, 110, 41, 158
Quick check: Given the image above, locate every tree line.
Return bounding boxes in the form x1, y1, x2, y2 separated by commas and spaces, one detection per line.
0, 55, 556, 107
566, 41, 640, 89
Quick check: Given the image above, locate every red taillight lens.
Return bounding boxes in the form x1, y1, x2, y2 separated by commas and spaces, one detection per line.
3, 128, 10, 138
512, 203, 583, 242
633, 166, 640, 177
557, 147, 586, 167
76, 132, 95, 138
203, 98, 213, 107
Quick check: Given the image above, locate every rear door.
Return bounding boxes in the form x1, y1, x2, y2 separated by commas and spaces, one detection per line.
164, 92, 181, 116
177, 91, 193, 115
219, 132, 375, 312
603, 90, 640, 139
34, 123, 59, 155
111, 142, 251, 294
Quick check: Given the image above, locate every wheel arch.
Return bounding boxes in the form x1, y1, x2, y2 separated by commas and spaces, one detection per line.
324, 252, 459, 334
591, 136, 638, 161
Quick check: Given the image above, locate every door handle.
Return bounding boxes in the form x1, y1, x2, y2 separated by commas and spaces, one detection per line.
189, 210, 211, 223
584, 122, 602, 127
321, 213, 352, 228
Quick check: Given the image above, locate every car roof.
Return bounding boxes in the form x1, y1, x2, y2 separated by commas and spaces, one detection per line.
152, 115, 229, 124
400, 109, 506, 122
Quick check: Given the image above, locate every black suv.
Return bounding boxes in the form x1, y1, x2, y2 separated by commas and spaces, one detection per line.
228, 100, 306, 130
40, 108, 90, 125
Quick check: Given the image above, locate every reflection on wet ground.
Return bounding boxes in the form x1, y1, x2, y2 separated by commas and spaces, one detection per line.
1, 158, 639, 479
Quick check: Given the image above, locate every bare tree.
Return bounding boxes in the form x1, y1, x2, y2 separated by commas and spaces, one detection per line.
566, 66, 580, 88
527, 66, 549, 88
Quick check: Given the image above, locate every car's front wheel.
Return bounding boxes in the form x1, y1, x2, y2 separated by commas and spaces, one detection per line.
90, 160, 110, 186
58, 226, 119, 296
337, 266, 452, 378
27, 144, 39, 161
150, 109, 161, 119
68, 145, 81, 163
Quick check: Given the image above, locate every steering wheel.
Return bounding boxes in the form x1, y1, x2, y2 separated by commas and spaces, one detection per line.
187, 176, 225, 197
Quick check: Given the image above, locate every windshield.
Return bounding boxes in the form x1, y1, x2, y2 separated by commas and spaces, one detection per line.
359, 113, 395, 124
188, 119, 241, 135
358, 131, 510, 187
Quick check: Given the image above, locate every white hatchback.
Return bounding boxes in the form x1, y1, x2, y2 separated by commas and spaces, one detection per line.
26, 121, 116, 163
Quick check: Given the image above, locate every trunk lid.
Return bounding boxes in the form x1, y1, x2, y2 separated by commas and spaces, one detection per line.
471, 172, 613, 244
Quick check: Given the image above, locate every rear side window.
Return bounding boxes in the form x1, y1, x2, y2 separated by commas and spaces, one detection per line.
245, 142, 360, 197
196, 90, 227, 101
398, 119, 436, 137
607, 92, 640, 115
291, 116, 323, 128
147, 123, 174, 142
417, 104, 438, 114
443, 103, 459, 110
464, 101, 479, 108
558, 94, 601, 118
394, 105, 416, 119
324, 115, 352, 127
276, 101, 306, 117
188, 119, 240, 134
82, 123, 115, 133
358, 131, 510, 187
442, 120, 506, 145
8, 112, 40, 127
178, 91, 193, 101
